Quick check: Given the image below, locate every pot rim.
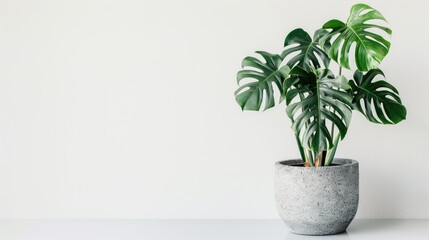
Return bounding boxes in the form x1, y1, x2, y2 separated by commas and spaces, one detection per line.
275, 158, 358, 169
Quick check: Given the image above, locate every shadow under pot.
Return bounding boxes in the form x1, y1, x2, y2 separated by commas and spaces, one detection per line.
275, 158, 359, 235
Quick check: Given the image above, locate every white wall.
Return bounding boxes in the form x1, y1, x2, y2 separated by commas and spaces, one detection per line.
0, 0, 428, 219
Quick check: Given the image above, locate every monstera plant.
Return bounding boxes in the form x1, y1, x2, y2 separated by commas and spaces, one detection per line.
234, 4, 406, 167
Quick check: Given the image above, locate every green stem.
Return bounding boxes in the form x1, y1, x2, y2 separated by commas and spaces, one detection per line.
293, 131, 314, 167
294, 134, 307, 164
297, 92, 314, 167
325, 66, 344, 166
331, 67, 343, 137
308, 149, 314, 166
305, 150, 314, 167
325, 133, 340, 166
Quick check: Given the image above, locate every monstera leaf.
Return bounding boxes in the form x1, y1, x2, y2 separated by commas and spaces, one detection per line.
350, 69, 406, 124
235, 51, 290, 111
284, 67, 352, 152
281, 28, 330, 70
321, 4, 391, 71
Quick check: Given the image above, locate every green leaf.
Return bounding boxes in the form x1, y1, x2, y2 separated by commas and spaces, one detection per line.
350, 69, 407, 124
235, 51, 290, 111
281, 28, 330, 70
285, 67, 353, 152
321, 4, 391, 71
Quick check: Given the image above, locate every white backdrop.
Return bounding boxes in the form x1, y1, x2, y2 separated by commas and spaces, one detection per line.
0, 0, 428, 219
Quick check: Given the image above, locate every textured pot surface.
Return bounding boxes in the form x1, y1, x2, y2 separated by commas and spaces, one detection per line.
275, 158, 359, 235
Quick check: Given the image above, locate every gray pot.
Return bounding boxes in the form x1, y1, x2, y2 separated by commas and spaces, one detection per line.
275, 158, 359, 235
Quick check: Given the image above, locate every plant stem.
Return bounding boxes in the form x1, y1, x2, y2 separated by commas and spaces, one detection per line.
290, 112, 313, 166
331, 67, 343, 137
297, 92, 314, 167
308, 149, 314, 166
326, 66, 343, 166
305, 150, 314, 167
294, 134, 307, 164
325, 133, 340, 166
329, 64, 342, 165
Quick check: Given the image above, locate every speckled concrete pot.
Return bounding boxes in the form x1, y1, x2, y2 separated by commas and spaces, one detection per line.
275, 158, 359, 235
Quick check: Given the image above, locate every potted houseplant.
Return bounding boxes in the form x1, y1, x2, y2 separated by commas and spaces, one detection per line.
234, 4, 406, 235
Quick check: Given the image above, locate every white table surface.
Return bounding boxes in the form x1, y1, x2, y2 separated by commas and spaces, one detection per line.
0, 219, 427, 240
